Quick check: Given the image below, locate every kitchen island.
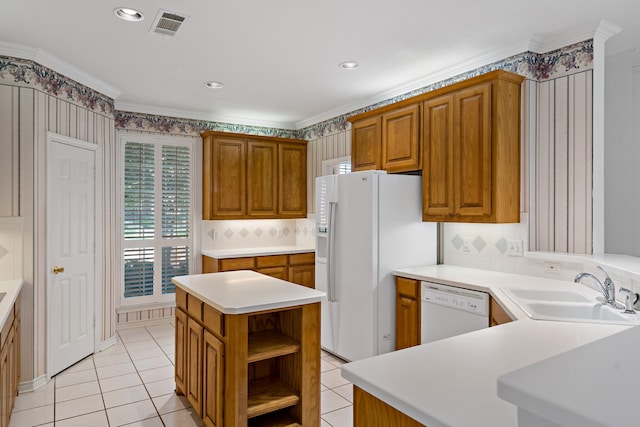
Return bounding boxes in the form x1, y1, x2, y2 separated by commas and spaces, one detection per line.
341, 265, 631, 427
172, 270, 325, 427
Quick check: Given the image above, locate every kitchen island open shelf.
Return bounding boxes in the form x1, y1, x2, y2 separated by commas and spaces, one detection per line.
173, 271, 324, 427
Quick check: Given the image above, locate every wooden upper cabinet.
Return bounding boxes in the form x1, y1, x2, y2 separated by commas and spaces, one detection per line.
351, 116, 381, 171
422, 70, 523, 223
202, 131, 307, 220
382, 104, 421, 173
423, 95, 455, 217
247, 140, 278, 218
454, 83, 492, 218
205, 137, 246, 219
279, 142, 307, 217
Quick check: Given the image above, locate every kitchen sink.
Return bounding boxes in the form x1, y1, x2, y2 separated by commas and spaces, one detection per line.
524, 302, 631, 322
504, 288, 591, 303
501, 287, 640, 325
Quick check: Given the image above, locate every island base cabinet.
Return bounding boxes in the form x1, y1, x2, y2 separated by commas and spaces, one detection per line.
175, 286, 320, 427
203, 331, 224, 427
354, 386, 426, 427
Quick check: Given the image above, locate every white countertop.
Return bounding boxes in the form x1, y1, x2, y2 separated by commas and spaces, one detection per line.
201, 245, 315, 259
497, 325, 640, 427
340, 265, 630, 427
0, 279, 23, 329
171, 270, 325, 314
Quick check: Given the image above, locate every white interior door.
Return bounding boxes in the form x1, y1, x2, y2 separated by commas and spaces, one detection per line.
47, 136, 96, 377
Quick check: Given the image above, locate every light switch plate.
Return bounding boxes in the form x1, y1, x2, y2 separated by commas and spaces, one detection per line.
507, 239, 524, 256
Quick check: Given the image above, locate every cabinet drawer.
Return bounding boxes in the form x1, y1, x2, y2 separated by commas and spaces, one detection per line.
219, 257, 255, 271
176, 287, 187, 311
256, 266, 288, 280
203, 304, 224, 337
255, 255, 287, 268
188, 294, 204, 322
396, 277, 419, 299
289, 252, 315, 265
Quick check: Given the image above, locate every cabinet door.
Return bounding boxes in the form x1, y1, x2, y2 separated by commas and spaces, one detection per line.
288, 264, 315, 288
351, 116, 382, 171
210, 137, 246, 218
278, 142, 307, 217
0, 332, 10, 427
187, 318, 204, 416
423, 95, 455, 219
247, 140, 278, 218
395, 277, 420, 350
175, 309, 188, 395
203, 331, 224, 427
382, 104, 421, 173
454, 83, 492, 218
490, 298, 513, 326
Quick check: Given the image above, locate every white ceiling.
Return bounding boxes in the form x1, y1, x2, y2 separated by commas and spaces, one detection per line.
1, 0, 639, 129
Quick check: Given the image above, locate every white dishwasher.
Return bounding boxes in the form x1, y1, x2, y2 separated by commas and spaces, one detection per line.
421, 281, 490, 344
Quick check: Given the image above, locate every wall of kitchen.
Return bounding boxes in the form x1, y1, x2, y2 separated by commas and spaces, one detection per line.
604, 49, 640, 257
0, 57, 117, 387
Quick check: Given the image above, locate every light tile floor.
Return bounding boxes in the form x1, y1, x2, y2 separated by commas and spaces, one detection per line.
11, 323, 353, 427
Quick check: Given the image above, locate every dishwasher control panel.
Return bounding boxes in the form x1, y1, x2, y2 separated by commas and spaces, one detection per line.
421, 282, 489, 316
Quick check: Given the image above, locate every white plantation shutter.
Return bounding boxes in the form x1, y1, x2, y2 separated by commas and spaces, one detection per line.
121, 138, 194, 305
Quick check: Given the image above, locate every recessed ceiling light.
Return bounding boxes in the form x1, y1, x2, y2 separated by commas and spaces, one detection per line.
114, 7, 144, 22
205, 81, 224, 89
339, 61, 359, 70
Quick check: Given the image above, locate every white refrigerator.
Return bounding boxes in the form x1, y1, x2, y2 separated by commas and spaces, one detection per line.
315, 170, 437, 361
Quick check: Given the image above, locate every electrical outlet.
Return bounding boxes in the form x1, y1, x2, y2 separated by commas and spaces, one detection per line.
277, 227, 284, 238
462, 239, 472, 253
213, 230, 219, 241
507, 239, 523, 256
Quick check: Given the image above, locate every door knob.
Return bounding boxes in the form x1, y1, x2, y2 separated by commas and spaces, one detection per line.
52, 266, 65, 274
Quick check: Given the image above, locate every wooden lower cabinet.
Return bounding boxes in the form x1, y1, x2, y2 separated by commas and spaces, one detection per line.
203, 331, 224, 427
0, 295, 20, 427
175, 287, 320, 426
288, 264, 315, 288
490, 298, 513, 326
395, 277, 421, 350
175, 309, 188, 394
203, 253, 315, 288
187, 318, 204, 417
354, 386, 425, 427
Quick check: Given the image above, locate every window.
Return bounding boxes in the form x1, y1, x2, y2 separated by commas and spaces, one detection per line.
120, 135, 194, 305
321, 156, 352, 176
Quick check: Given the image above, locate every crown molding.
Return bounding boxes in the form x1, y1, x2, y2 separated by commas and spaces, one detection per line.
594, 19, 622, 42
297, 29, 601, 130
0, 41, 121, 99
115, 101, 297, 130
296, 36, 534, 130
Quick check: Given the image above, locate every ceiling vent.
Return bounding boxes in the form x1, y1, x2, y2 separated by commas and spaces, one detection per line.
149, 9, 189, 37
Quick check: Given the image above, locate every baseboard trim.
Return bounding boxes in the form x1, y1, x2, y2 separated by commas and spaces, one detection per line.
115, 316, 174, 331
97, 336, 118, 352
18, 374, 48, 393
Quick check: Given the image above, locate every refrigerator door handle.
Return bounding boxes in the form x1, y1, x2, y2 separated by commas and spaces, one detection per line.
328, 201, 338, 302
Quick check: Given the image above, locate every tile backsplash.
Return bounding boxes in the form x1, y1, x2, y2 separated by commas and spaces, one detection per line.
0, 217, 23, 280
201, 216, 316, 251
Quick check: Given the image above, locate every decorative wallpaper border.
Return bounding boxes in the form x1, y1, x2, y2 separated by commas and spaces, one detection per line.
0, 55, 115, 117
299, 39, 594, 139
2, 39, 593, 140
114, 111, 299, 139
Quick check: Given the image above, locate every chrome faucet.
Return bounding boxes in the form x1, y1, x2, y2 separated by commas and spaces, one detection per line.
574, 266, 623, 309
